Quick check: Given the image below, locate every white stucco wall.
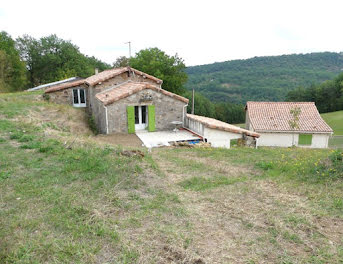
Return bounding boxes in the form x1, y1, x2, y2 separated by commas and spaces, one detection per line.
310, 134, 330, 148
186, 118, 205, 136
203, 127, 242, 148
256, 132, 330, 148
257, 132, 295, 147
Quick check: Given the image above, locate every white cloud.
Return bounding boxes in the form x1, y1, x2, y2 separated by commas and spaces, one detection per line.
1, 0, 342, 66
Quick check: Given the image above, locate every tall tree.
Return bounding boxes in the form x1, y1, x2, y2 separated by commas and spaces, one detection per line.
0, 31, 27, 91
113, 56, 129, 67
16, 34, 111, 87
129, 48, 188, 94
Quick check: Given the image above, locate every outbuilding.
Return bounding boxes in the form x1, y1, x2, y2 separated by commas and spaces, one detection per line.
245, 102, 333, 148
186, 114, 259, 148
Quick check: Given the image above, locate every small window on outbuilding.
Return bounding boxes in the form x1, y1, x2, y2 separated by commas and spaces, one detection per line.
72, 88, 86, 107
299, 134, 312, 145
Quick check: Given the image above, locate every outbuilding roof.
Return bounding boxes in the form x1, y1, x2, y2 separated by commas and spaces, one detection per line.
186, 114, 260, 138
85, 67, 163, 86
45, 79, 85, 93
31, 77, 84, 92
246, 101, 333, 133
95, 81, 189, 106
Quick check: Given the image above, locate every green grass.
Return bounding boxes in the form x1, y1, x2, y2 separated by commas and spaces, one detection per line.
233, 123, 245, 128
321, 110, 343, 135
1, 91, 343, 263
0, 119, 187, 263
329, 136, 343, 148
179, 175, 246, 191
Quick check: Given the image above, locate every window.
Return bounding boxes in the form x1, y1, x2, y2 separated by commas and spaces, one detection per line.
299, 134, 312, 145
72, 88, 86, 107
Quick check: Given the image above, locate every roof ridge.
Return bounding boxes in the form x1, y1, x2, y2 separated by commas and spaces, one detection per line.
247, 101, 314, 104
95, 81, 188, 105
85, 67, 162, 86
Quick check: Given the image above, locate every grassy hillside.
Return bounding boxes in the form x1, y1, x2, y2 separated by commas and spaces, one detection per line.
1, 92, 343, 263
321, 110, 343, 135
186, 52, 343, 104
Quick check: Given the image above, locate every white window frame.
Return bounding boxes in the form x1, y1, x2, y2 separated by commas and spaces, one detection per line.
72, 88, 86, 107
135, 105, 148, 130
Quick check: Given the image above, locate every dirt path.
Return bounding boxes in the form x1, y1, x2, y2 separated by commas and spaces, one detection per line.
95, 133, 143, 148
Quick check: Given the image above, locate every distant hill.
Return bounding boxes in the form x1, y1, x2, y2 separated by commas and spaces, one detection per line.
185, 52, 343, 104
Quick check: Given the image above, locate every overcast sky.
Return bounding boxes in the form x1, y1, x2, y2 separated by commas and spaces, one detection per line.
1, 0, 342, 66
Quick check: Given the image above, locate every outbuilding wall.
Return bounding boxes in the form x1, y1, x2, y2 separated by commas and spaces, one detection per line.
256, 132, 295, 147
185, 117, 243, 148
256, 132, 330, 148
93, 96, 108, 134
46, 85, 89, 106
98, 88, 186, 133
203, 127, 242, 148
185, 118, 205, 136
311, 134, 330, 148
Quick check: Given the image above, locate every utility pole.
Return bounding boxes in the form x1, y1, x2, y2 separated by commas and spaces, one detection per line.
125, 41, 131, 58
191, 88, 195, 114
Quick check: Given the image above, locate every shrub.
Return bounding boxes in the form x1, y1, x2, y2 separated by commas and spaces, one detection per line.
88, 115, 98, 135
255, 161, 274, 170
313, 150, 343, 180
42, 93, 50, 101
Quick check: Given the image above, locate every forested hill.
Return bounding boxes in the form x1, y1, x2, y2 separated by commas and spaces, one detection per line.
185, 52, 343, 104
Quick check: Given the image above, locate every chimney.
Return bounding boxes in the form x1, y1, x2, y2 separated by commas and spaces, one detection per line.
95, 68, 99, 75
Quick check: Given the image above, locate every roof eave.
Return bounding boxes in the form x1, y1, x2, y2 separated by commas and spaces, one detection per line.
255, 129, 333, 134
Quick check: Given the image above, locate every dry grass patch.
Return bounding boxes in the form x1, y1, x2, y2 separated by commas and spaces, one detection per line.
151, 147, 343, 263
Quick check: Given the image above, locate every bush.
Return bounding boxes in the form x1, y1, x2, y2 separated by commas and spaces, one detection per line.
88, 115, 98, 135
313, 150, 343, 180
255, 161, 274, 170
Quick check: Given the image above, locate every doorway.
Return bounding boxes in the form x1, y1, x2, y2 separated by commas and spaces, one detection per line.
134, 105, 148, 130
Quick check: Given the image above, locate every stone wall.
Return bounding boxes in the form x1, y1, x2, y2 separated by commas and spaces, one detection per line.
88, 73, 160, 115
93, 96, 107, 134
46, 85, 89, 107
103, 88, 186, 133
95, 72, 159, 93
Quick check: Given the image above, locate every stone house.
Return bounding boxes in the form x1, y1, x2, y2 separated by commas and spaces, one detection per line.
245, 101, 333, 148
45, 67, 189, 134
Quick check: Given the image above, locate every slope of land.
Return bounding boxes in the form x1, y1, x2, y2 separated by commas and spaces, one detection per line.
186, 52, 343, 104
322, 110, 343, 135
0, 92, 343, 263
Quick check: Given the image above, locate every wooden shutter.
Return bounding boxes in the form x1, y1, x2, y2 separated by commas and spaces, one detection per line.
127, 106, 135, 134
148, 105, 156, 132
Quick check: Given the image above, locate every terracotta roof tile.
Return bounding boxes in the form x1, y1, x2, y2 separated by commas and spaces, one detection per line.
85, 67, 162, 86
45, 79, 85, 93
187, 114, 260, 137
96, 81, 188, 105
246, 102, 333, 133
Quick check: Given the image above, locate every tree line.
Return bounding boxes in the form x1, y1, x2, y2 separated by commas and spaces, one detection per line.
286, 72, 343, 113
0, 31, 110, 91
0, 31, 246, 123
